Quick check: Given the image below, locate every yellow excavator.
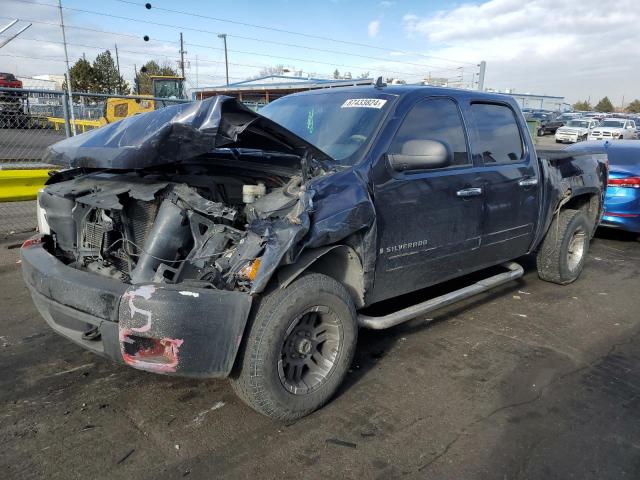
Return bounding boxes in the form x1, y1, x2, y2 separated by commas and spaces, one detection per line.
105, 75, 187, 122
48, 76, 186, 132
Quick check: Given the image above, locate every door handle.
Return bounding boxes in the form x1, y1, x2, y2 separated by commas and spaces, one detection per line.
518, 177, 538, 187
456, 187, 483, 198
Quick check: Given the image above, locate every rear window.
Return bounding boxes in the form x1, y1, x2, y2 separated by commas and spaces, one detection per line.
0, 73, 16, 81
469, 103, 524, 164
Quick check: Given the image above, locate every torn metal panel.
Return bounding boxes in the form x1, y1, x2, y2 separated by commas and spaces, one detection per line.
43, 96, 333, 170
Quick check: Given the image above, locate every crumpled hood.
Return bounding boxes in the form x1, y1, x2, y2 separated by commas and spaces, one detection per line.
43, 96, 333, 169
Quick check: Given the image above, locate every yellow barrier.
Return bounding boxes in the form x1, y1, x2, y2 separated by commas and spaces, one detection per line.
0, 169, 52, 202
47, 117, 105, 133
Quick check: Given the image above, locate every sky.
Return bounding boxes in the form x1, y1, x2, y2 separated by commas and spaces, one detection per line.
1, 0, 639, 105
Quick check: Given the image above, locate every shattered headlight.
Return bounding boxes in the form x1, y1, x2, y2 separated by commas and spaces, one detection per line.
238, 258, 262, 281
36, 190, 50, 235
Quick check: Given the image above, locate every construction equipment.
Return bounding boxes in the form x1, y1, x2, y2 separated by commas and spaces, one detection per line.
151, 75, 186, 100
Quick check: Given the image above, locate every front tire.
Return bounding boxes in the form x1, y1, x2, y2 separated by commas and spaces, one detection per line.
231, 273, 358, 421
536, 209, 592, 284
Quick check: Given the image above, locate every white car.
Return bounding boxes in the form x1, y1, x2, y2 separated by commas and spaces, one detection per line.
555, 119, 599, 143
588, 119, 637, 141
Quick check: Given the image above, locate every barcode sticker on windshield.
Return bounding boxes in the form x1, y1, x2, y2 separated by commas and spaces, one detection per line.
341, 98, 387, 109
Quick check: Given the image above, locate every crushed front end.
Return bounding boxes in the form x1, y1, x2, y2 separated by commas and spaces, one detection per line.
22, 165, 315, 376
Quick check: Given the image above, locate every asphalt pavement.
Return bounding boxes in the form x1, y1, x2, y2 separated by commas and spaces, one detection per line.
1, 223, 639, 479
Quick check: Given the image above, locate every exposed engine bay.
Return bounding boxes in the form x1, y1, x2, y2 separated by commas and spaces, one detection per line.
38, 166, 309, 293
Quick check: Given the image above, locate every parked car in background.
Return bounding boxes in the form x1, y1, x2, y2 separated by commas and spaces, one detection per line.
555, 119, 599, 143
557, 112, 582, 123
0, 72, 27, 128
526, 112, 564, 136
589, 119, 637, 141
568, 140, 640, 233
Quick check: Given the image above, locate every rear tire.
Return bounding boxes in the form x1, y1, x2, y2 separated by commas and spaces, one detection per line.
231, 273, 358, 421
536, 209, 592, 285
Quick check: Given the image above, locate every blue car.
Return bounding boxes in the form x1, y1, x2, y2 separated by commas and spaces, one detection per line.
567, 140, 640, 233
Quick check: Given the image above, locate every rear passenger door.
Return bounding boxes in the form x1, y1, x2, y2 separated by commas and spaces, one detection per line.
466, 102, 540, 264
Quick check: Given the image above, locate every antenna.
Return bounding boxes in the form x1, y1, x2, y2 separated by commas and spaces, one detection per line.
375, 76, 386, 89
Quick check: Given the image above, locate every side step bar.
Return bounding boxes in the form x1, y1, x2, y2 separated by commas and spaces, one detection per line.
357, 262, 524, 330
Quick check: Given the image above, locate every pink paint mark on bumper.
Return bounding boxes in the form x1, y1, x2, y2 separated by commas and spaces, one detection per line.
119, 328, 184, 373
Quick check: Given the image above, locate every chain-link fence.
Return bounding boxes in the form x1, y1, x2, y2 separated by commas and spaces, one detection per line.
0, 87, 188, 236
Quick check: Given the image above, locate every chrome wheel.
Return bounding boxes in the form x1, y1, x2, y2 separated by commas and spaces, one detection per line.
567, 228, 586, 272
278, 306, 342, 395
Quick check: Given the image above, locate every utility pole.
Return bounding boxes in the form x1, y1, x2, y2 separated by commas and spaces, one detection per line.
179, 32, 186, 79
621, 95, 625, 112
134, 64, 138, 95
477, 60, 486, 92
57, 0, 75, 135
114, 43, 121, 94
218, 33, 229, 85
195, 55, 199, 89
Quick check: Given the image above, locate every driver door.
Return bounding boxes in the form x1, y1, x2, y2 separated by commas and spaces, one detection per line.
370, 97, 483, 304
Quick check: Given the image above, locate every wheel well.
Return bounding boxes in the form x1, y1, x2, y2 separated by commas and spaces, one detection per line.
276, 246, 366, 308
562, 192, 600, 227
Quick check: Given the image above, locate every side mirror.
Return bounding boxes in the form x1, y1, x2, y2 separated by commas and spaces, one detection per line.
388, 139, 451, 171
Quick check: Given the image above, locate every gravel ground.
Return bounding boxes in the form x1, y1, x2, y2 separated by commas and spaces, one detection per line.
1, 225, 639, 480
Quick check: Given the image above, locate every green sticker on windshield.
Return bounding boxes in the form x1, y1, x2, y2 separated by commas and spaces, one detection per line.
307, 109, 314, 134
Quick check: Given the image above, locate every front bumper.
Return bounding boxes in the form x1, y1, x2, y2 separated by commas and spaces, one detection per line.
555, 132, 579, 143
21, 239, 253, 378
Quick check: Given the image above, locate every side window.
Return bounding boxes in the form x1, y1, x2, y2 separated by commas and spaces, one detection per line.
390, 97, 469, 167
469, 103, 524, 164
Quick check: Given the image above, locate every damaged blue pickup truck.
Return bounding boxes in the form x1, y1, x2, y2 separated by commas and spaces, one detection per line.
21, 85, 608, 420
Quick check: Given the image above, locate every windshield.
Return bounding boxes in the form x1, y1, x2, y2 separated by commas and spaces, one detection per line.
566, 120, 590, 127
601, 120, 626, 128
260, 92, 394, 165
153, 80, 183, 99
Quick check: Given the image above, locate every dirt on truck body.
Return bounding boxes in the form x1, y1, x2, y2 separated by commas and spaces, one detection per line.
22, 86, 607, 420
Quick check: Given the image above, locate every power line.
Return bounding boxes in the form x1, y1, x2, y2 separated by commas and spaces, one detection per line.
9, 0, 473, 77
111, 0, 478, 66
0, 52, 247, 81
0, 35, 283, 72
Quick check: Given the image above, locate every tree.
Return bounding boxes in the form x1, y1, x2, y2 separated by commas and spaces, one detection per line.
137, 60, 179, 95
625, 99, 640, 114
572, 100, 591, 111
594, 96, 614, 113
92, 50, 129, 94
68, 58, 96, 92
333, 69, 340, 79
358, 71, 370, 79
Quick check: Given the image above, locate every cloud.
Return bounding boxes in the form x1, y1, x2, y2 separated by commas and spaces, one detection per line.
402, 0, 640, 102
368, 19, 381, 38
380, 1, 396, 7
